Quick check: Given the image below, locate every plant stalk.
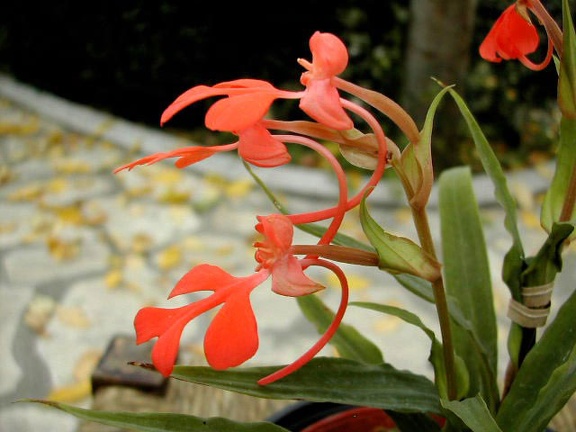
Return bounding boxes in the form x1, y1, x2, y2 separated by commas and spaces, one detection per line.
559, 162, 576, 222
411, 205, 457, 400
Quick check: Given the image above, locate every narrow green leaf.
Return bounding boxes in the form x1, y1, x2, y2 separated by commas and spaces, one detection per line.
496, 288, 576, 432
446, 88, 525, 301
296, 294, 384, 365
439, 167, 499, 410
441, 395, 503, 432
24, 399, 289, 432
360, 197, 441, 281
393, 274, 435, 303
541, 117, 576, 233
243, 161, 374, 251
172, 357, 442, 414
350, 301, 438, 349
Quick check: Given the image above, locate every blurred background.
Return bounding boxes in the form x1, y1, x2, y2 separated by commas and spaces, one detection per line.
0, 0, 564, 172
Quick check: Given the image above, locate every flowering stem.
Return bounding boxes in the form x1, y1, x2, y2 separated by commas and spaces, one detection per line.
559, 162, 576, 222
411, 205, 457, 400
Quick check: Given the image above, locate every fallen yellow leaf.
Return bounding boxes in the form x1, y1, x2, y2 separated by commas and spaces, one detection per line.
157, 245, 183, 270
57, 305, 91, 328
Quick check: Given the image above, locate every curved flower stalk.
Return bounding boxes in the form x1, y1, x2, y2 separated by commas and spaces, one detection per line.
257, 258, 350, 385
259, 103, 390, 227
479, 0, 563, 71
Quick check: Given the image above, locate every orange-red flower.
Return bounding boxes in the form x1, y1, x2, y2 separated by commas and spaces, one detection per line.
115, 79, 293, 172
479, 3, 553, 71
134, 214, 324, 377
299, 32, 354, 130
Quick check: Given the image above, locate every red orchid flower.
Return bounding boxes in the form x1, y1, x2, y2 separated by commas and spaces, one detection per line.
134, 214, 324, 378
479, 2, 553, 71
298, 32, 354, 130
115, 79, 293, 172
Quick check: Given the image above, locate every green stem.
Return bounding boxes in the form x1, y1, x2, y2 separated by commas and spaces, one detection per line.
391, 157, 457, 399
559, 162, 576, 222
411, 205, 457, 400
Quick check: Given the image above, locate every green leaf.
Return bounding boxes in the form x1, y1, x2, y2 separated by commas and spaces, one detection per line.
399, 85, 452, 208
558, 0, 576, 117
541, 117, 576, 233
496, 288, 576, 432
243, 161, 374, 252
296, 294, 384, 365
522, 222, 574, 287
172, 357, 442, 414
446, 87, 524, 301
393, 274, 435, 303
359, 197, 441, 281
438, 166, 499, 410
23, 399, 289, 432
441, 395, 503, 432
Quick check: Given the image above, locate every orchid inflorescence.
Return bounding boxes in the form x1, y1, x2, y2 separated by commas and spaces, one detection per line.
114, 0, 566, 389
115, 31, 398, 385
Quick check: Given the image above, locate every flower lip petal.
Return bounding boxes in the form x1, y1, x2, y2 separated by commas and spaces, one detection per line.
204, 292, 259, 369
271, 255, 325, 297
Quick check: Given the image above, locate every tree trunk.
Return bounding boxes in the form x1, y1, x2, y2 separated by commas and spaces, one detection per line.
402, 0, 479, 170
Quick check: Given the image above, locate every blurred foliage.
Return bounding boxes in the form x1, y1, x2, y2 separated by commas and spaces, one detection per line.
0, 0, 566, 172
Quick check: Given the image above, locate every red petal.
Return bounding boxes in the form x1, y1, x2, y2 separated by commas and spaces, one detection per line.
169, 264, 238, 298
150, 321, 188, 377
237, 126, 291, 167
300, 79, 353, 130
255, 214, 294, 256
271, 256, 324, 297
204, 293, 259, 369
205, 93, 276, 132
134, 306, 184, 343
499, 6, 539, 57
309, 32, 349, 78
170, 146, 219, 168
213, 78, 276, 90
161, 85, 232, 125
113, 153, 167, 173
